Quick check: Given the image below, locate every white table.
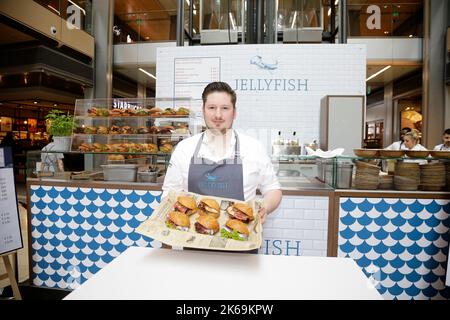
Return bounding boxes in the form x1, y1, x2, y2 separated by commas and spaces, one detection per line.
65, 246, 383, 300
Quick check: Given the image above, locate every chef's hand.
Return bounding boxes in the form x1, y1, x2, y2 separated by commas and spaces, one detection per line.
258, 206, 267, 224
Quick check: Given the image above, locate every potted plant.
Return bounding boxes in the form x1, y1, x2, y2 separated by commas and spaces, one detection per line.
45, 109, 75, 151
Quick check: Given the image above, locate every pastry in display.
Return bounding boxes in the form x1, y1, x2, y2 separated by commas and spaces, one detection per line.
166, 211, 190, 231
135, 108, 150, 116
78, 143, 92, 151
110, 109, 123, 116
149, 107, 162, 116
148, 126, 160, 134
97, 126, 108, 134
87, 107, 98, 116
159, 143, 173, 153
176, 107, 190, 115
195, 215, 219, 235
84, 126, 97, 134
221, 219, 249, 241
159, 126, 175, 134
120, 125, 134, 134
173, 196, 198, 216
107, 154, 125, 161
109, 125, 121, 134
136, 126, 149, 134
197, 198, 220, 218
226, 203, 254, 223
162, 108, 176, 116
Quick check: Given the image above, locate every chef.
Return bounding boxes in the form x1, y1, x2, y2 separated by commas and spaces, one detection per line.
433, 128, 450, 151
385, 127, 411, 150
162, 81, 282, 224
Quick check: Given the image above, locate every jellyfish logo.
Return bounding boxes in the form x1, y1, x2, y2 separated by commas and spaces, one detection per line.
250, 55, 279, 71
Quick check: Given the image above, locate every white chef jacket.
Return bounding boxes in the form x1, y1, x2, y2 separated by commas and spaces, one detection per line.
162, 131, 280, 201
385, 141, 408, 150
433, 144, 450, 151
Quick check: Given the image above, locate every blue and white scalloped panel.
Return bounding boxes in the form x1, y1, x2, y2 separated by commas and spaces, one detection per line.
338, 197, 450, 300
29, 185, 163, 289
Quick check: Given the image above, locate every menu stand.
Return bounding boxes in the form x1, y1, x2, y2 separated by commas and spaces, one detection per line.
0, 252, 21, 300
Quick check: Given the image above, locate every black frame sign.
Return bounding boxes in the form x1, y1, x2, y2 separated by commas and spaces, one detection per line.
0, 147, 23, 255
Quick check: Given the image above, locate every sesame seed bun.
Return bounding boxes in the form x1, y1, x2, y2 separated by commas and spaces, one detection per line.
225, 219, 249, 236
177, 196, 197, 210
168, 211, 190, 227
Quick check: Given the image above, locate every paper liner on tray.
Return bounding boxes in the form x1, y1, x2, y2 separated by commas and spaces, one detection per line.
136, 190, 263, 251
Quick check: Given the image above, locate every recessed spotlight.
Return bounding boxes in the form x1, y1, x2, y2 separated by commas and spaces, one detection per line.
54, 103, 57, 107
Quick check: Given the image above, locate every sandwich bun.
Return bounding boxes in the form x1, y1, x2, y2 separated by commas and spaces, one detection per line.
225, 219, 250, 236
196, 215, 219, 233
177, 196, 197, 210
233, 203, 254, 220
168, 211, 190, 227
200, 198, 220, 214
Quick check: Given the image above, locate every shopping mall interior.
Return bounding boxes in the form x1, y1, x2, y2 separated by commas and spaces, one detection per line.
0, 0, 449, 300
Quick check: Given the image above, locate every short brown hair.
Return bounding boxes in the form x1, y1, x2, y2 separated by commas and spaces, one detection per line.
202, 82, 236, 108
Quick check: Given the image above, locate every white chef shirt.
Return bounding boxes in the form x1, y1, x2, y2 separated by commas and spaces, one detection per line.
162, 131, 280, 201
385, 141, 407, 150
433, 144, 450, 151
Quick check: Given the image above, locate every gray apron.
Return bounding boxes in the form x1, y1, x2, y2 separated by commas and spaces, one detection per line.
188, 131, 245, 201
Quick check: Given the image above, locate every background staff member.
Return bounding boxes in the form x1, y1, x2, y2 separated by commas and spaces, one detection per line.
385, 127, 411, 150
162, 82, 282, 224
433, 128, 450, 151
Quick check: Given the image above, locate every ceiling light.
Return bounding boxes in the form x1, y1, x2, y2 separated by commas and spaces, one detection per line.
291, 11, 297, 29
47, 4, 60, 15
409, 34, 413, 38
139, 68, 157, 80
384, 31, 389, 34
54, 103, 58, 107
366, 65, 391, 82
24, 120, 28, 125
34, 101, 38, 104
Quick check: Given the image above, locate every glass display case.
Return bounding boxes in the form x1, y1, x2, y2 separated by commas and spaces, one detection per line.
272, 151, 450, 191
26, 97, 196, 183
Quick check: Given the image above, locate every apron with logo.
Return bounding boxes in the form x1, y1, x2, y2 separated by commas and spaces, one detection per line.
188, 131, 244, 201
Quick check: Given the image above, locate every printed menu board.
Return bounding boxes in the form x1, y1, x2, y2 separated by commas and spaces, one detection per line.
0, 167, 23, 255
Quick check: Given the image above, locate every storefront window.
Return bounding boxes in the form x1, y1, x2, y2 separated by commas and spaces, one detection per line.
33, 0, 92, 35
200, 0, 242, 31
399, 99, 422, 141
278, 0, 322, 30
347, 1, 423, 37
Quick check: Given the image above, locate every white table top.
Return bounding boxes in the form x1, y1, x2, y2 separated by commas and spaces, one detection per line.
65, 246, 383, 300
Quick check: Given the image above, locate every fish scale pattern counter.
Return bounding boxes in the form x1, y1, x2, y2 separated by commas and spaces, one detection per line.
30, 185, 162, 289
338, 197, 450, 300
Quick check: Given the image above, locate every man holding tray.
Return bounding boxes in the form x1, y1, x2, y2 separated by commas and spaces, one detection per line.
162, 81, 282, 224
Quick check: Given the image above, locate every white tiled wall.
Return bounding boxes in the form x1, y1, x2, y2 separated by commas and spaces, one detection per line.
260, 195, 329, 256
156, 44, 366, 151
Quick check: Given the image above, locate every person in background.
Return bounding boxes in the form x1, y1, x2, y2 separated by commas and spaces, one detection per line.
0, 131, 16, 148
162, 81, 282, 225
402, 129, 427, 151
41, 135, 64, 172
385, 127, 412, 150
433, 128, 450, 151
